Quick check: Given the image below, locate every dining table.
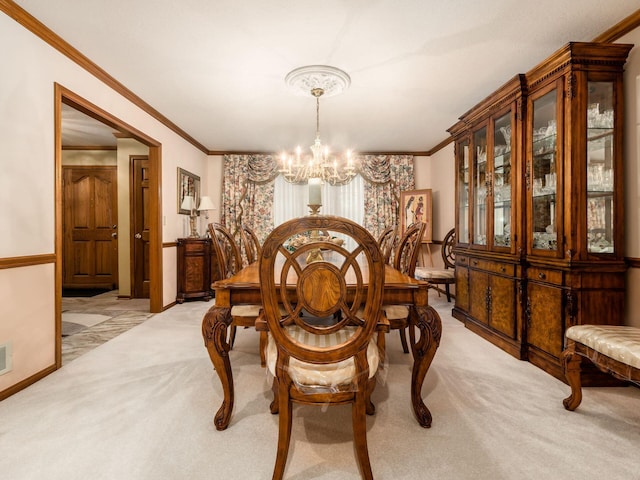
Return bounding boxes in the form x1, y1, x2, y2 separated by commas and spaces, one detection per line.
201, 259, 442, 430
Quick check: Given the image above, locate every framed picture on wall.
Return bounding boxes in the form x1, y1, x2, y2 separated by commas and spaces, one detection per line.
177, 167, 201, 214
399, 189, 433, 242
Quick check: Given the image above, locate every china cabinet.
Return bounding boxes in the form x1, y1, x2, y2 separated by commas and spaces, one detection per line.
450, 42, 632, 383
523, 42, 631, 383
449, 75, 527, 359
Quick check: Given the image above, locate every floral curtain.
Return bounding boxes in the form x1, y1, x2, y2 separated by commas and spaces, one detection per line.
222, 154, 278, 243
357, 155, 414, 239
222, 153, 414, 243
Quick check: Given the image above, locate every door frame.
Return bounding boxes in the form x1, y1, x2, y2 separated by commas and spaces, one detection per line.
54, 83, 164, 367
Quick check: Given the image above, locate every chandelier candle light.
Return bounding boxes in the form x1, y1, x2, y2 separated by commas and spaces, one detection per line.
280, 66, 357, 215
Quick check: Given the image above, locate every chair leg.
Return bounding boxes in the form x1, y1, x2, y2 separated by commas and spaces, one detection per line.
228, 325, 237, 349
398, 327, 409, 354
270, 377, 279, 414
562, 345, 583, 411
445, 284, 451, 302
352, 391, 374, 480
365, 376, 376, 415
272, 381, 293, 480
260, 331, 267, 367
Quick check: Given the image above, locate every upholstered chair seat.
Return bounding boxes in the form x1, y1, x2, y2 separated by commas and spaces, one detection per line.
265, 326, 380, 386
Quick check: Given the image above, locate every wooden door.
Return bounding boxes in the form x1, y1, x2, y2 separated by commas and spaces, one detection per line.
62, 166, 118, 289
131, 156, 150, 298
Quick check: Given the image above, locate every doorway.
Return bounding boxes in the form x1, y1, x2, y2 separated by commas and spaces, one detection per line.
131, 155, 150, 298
55, 84, 163, 368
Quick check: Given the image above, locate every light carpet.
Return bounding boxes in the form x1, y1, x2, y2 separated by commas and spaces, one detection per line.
0, 294, 638, 479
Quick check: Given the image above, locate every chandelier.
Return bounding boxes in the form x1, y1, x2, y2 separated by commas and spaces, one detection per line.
279, 66, 357, 187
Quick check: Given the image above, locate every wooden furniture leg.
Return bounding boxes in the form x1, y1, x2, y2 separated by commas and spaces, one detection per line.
562, 342, 583, 411
201, 305, 234, 430
409, 303, 442, 428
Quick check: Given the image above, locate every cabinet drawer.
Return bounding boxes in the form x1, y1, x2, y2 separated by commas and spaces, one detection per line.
456, 255, 469, 267
183, 241, 208, 253
527, 267, 563, 285
468, 257, 514, 276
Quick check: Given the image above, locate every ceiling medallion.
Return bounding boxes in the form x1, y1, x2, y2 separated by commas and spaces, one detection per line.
284, 65, 351, 98
280, 65, 356, 190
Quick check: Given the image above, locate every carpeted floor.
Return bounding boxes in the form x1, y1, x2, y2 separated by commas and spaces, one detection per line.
0, 293, 638, 479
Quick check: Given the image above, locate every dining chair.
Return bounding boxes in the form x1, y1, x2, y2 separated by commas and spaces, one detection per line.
377, 225, 398, 265
209, 222, 266, 365
256, 215, 388, 480
383, 221, 426, 353
414, 228, 456, 301
240, 223, 262, 265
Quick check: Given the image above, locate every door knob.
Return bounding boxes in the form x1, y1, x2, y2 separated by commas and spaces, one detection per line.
135, 233, 142, 239
111, 232, 118, 238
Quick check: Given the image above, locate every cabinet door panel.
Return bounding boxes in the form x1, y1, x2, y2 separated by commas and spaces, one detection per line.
469, 270, 489, 325
527, 282, 564, 358
490, 275, 515, 338
455, 266, 469, 312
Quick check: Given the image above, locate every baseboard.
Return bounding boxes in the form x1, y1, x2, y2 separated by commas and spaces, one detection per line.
0, 364, 57, 401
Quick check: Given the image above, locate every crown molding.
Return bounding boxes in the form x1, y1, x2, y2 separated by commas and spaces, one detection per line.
592, 8, 640, 43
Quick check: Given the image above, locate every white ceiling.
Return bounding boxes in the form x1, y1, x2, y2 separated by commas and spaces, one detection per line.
16, 0, 639, 153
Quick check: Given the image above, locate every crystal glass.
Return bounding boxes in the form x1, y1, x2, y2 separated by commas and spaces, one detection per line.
473, 127, 487, 245
457, 140, 470, 244
493, 112, 512, 247
531, 90, 558, 251
586, 81, 615, 254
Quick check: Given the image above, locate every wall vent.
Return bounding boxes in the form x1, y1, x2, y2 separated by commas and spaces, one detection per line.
0, 342, 12, 375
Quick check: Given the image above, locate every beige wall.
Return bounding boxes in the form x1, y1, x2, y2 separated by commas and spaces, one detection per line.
0, 264, 55, 391
0, 11, 207, 394
414, 146, 456, 270
620, 30, 640, 327
62, 149, 117, 166
203, 154, 224, 231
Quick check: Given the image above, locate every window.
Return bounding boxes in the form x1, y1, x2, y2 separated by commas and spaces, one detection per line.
273, 174, 364, 227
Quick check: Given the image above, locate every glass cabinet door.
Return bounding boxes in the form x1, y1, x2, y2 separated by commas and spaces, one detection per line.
586, 81, 615, 254
493, 112, 512, 248
473, 127, 487, 246
457, 139, 470, 244
530, 89, 558, 251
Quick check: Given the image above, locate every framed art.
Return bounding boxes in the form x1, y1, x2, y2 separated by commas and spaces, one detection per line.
400, 189, 433, 242
177, 168, 201, 214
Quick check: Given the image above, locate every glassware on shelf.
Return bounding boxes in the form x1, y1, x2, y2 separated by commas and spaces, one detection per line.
499, 125, 511, 146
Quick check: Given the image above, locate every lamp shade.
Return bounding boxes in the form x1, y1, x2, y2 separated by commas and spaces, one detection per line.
180, 195, 194, 211
197, 196, 216, 211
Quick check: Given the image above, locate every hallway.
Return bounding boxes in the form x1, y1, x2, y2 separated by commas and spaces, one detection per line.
62, 291, 153, 364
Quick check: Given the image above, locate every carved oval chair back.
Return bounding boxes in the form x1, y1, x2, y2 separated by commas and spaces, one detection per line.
258, 215, 387, 480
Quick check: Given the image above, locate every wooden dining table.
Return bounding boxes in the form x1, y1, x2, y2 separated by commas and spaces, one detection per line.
201, 260, 442, 430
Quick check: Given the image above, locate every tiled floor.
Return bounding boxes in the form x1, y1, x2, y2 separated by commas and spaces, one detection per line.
61, 291, 153, 364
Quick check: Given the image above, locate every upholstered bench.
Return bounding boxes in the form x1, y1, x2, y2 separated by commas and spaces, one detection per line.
562, 325, 640, 410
